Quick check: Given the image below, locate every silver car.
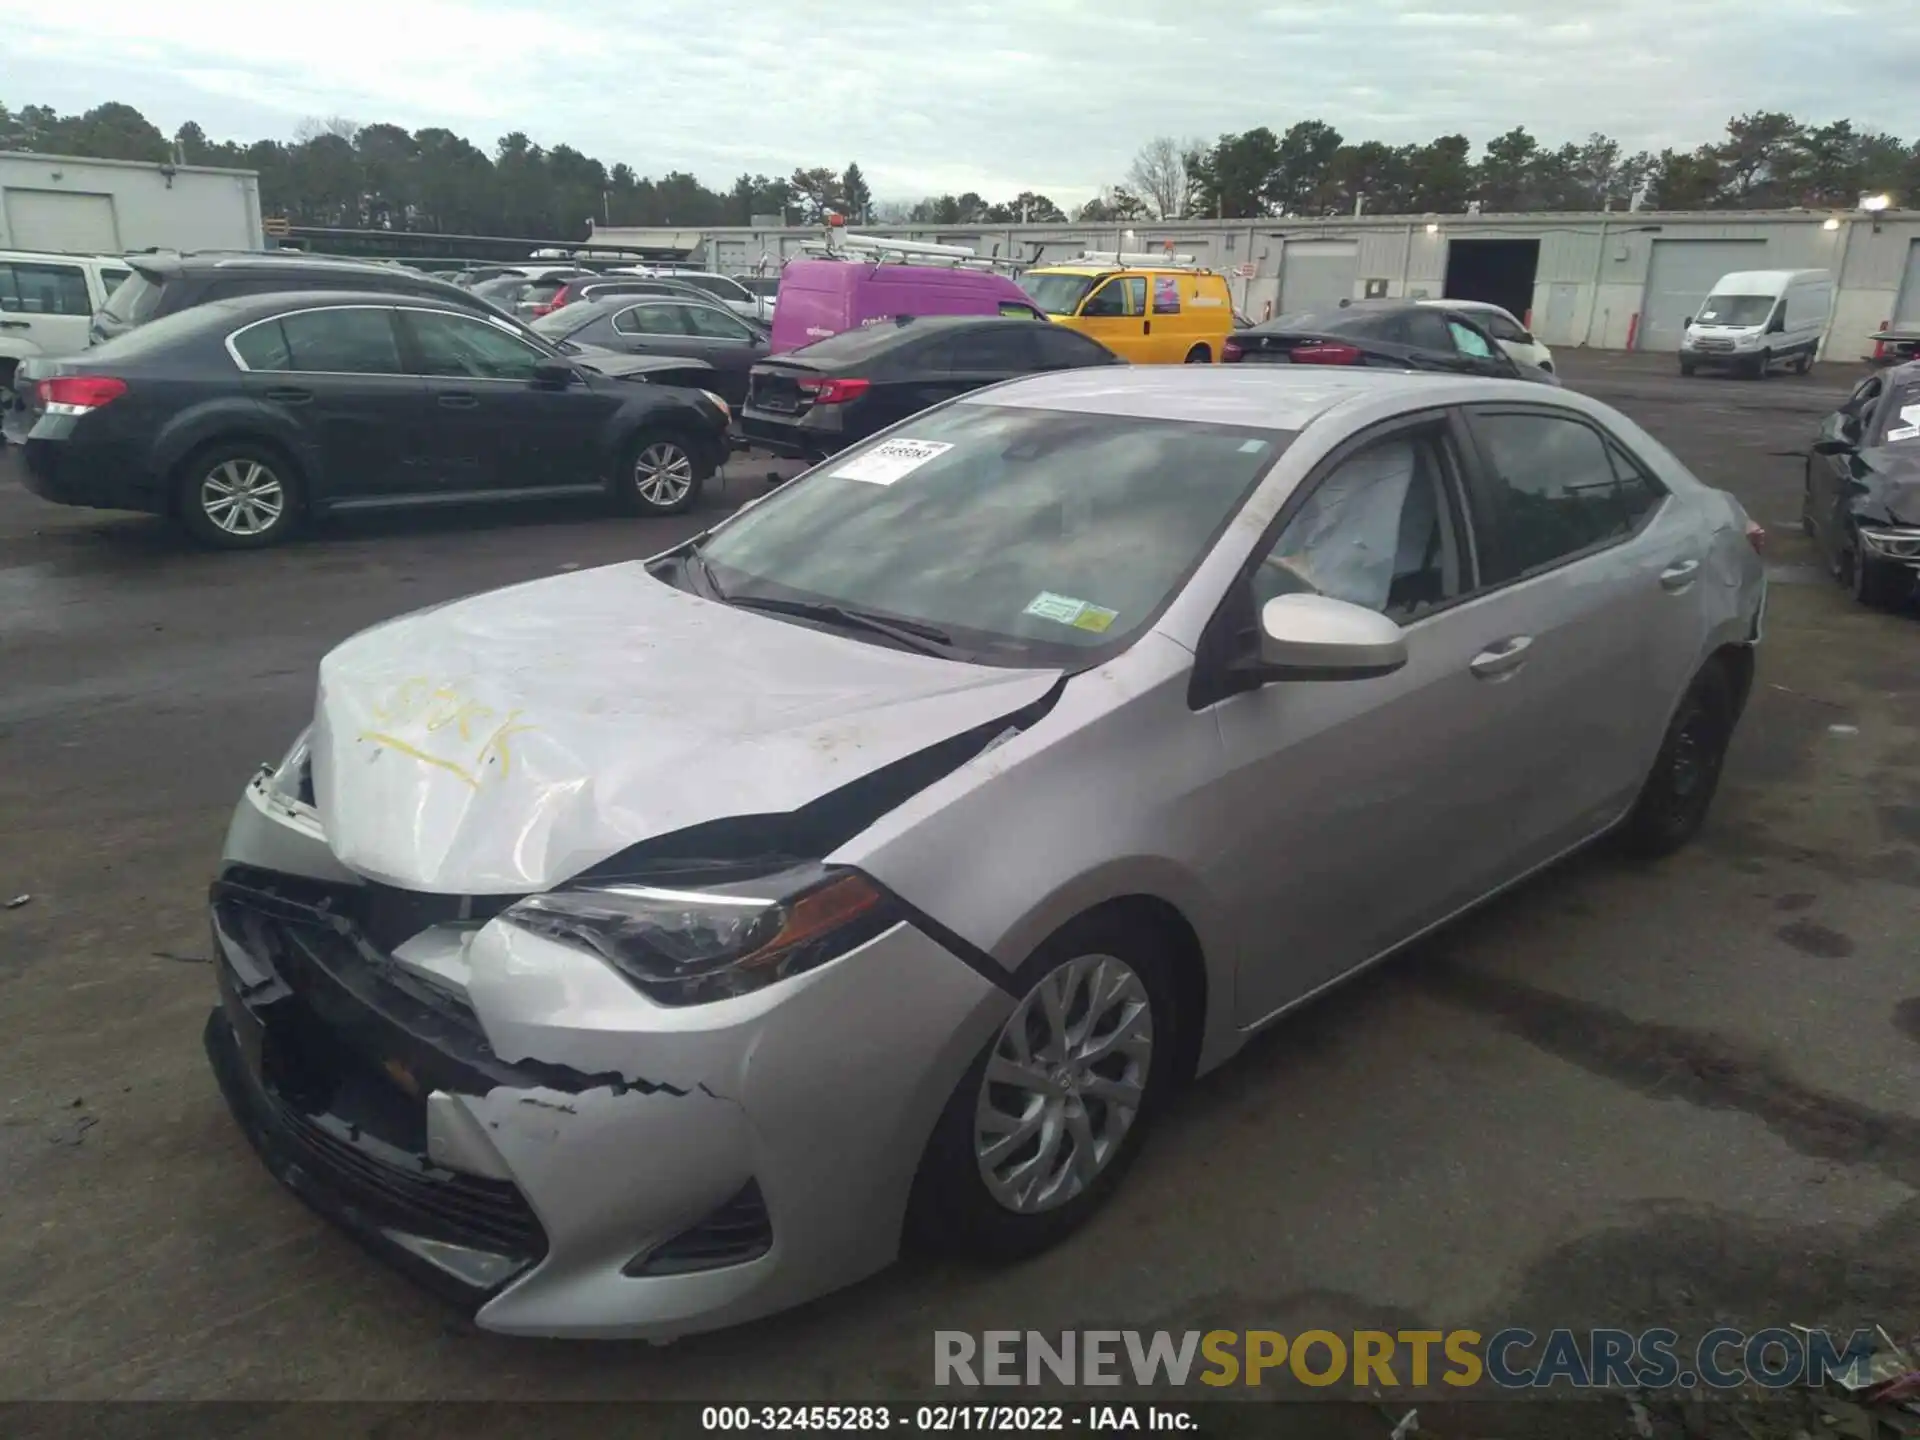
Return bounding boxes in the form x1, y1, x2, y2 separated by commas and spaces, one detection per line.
206, 367, 1766, 1339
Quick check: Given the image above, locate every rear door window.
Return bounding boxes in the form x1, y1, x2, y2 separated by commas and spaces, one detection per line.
230, 319, 294, 372
1, 261, 93, 315
614, 303, 690, 337
1403, 309, 1457, 351
274, 307, 404, 374
1463, 409, 1646, 581
950, 327, 1038, 372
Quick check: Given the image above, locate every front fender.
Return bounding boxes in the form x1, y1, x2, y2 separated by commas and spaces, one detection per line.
151, 398, 314, 485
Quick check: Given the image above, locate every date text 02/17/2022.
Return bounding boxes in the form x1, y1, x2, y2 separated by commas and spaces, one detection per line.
700, 1404, 1196, 1432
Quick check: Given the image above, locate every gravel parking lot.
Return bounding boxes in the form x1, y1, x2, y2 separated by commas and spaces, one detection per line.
2, 354, 1916, 1425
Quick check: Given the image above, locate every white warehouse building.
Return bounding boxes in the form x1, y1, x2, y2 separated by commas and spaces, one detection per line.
591, 209, 1920, 362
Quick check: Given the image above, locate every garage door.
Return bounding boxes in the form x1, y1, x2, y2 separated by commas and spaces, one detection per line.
1894, 240, 1920, 327
1638, 239, 1766, 352
3, 189, 121, 253
1279, 240, 1358, 316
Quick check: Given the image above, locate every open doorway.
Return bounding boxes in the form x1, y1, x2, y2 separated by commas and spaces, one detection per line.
1443, 238, 1540, 323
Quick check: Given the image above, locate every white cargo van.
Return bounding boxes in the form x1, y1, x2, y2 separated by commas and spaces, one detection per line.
1679, 268, 1833, 378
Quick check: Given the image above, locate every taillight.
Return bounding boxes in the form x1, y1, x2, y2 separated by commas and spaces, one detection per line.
1745, 520, 1766, 554
39, 376, 127, 414
796, 376, 870, 405
1222, 339, 1244, 362
1288, 342, 1364, 365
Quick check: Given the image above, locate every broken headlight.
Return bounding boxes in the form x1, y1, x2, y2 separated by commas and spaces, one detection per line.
500, 864, 899, 1006
263, 728, 313, 806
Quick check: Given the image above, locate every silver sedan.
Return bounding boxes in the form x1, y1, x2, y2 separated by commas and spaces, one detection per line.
206, 365, 1766, 1338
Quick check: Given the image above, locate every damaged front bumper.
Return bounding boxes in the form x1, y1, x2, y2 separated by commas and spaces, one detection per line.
206, 790, 1015, 1339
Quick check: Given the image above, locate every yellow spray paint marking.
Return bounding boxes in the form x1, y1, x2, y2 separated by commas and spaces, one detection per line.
359, 676, 536, 787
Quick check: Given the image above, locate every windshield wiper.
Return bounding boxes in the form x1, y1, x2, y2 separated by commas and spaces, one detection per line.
683, 547, 728, 601
724, 595, 954, 655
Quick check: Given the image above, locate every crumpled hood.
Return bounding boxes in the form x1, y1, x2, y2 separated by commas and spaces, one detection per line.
310, 563, 1059, 893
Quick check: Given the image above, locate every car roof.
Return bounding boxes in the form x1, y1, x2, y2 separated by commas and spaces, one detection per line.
181, 289, 510, 323
131, 251, 454, 281
967, 365, 1550, 431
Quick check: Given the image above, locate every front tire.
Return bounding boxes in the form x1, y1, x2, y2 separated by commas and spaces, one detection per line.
173, 441, 303, 549
1749, 350, 1771, 380
617, 430, 706, 516
1679, 359, 1696, 377
1848, 541, 1913, 610
1618, 662, 1736, 859
906, 912, 1182, 1262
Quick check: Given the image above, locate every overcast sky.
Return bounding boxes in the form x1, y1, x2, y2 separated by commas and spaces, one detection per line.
16, 0, 1919, 203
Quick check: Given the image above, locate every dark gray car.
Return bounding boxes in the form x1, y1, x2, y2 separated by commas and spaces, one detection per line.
532, 296, 769, 405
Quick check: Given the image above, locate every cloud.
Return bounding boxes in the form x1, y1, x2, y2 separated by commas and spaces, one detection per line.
17, 0, 1920, 204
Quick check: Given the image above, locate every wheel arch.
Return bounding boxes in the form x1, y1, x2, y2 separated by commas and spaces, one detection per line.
154, 403, 314, 508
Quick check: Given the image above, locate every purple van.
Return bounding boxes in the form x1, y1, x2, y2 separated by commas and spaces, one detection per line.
768, 259, 1043, 354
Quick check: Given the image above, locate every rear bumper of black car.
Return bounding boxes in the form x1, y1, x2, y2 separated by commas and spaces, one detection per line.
16, 424, 164, 514
739, 407, 847, 461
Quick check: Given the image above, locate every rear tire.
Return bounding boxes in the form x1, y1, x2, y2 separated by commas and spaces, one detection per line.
1183, 345, 1211, 364
1617, 662, 1736, 859
905, 910, 1183, 1263
615, 429, 706, 516
173, 440, 304, 550
1792, 350, 1813, 375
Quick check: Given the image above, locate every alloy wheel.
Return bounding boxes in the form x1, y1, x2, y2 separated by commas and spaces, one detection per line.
974, 953, 1153, 1215
633, 442, 694, 507
200, 458, 286, 536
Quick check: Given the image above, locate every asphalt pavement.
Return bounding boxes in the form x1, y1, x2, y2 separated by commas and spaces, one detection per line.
1, 354, 1916, 1432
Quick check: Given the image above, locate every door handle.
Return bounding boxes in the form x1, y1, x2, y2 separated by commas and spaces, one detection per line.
1469, 635, 1533, 680
264, 387, 312, 405
437, 393, 479, 409
1659, 558, 1701, 591
0, 319, 31, 330
1143, 320, 1152, 335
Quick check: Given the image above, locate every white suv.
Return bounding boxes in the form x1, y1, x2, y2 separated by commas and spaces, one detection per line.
0, 249, 134, 402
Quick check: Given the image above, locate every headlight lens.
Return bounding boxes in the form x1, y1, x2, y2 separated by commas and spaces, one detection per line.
501, 864, 897, 1005
265, 727, 313, 805
700, 389, 731, 421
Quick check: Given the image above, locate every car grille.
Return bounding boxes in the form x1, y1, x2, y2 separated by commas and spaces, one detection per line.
1694, 339, 1735, 353
272, 1093, 543, 1254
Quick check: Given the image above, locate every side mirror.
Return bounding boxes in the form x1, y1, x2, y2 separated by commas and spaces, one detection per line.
1683, 316, 1693, 327
1254, 593, 1407, 681
532, 358, 576, 386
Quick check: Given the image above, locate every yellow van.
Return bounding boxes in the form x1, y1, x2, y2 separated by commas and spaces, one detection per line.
1018, 256, 1235, 364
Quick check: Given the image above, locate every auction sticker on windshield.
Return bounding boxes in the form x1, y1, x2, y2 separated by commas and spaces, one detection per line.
1025, 591, 1119, 633
831, 438, 953, 486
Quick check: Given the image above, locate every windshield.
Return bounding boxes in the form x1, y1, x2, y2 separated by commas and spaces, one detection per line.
1879, 382, 1920, 447
685, 274, 749, 303
1696, 294, 1774, 327
1019, 272, 1098, 316
530, 306, 596, 337
693, 403, 1288, 665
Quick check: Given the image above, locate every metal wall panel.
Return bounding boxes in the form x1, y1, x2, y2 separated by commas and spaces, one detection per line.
1278, 240, 1359, 313
1895, 240, 1920, 326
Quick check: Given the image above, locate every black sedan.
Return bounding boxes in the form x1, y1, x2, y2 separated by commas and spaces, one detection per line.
1803, 361, 1920, 609
1223, 299, 1553, 382
739, 315, 1122, 462
531, 296, 770, 405
8, 290, 733, 548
